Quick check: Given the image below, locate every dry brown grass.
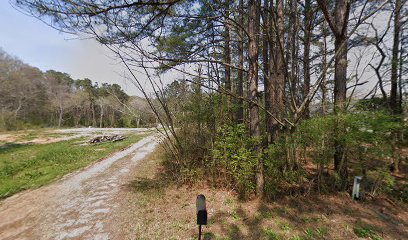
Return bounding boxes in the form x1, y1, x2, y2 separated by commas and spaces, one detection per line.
0, 129, 74, 144
117, 149, 408, 240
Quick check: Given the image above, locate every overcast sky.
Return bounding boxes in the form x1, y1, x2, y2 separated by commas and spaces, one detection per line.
0, 1, 143, 96
0, 1, 393, 100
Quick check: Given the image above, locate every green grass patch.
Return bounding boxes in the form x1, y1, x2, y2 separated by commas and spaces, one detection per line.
256, 209, 273, 220
301, 216, 321, 223
263, 228, 282, 240
315, 226, 329, 237
276, 220, 292, 232
300, 226, 330, 240
223, 198, 233, 206
353, 220, 383, 239
230, 210, 241, 221
0, 134, 145, 198
353, 224, 383, 239
303, 228, 315, 239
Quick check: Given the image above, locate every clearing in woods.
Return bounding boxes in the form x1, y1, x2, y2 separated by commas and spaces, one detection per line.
0, 129, 156, 239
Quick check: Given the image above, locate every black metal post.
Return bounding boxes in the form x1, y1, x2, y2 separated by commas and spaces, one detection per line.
196, 194, 207, 240
198, 224, 202, 240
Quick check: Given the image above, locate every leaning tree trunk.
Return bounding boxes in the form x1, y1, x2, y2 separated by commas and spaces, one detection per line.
248, 0, 264, 198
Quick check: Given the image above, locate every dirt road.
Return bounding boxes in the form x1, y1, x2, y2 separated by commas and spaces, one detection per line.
0, 135, 158, 240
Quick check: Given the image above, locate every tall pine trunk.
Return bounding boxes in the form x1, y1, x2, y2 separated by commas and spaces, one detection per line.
270, 0, 285, 143
236, 0, 245, 124
263, 0, 270, 144
333, 35, 348, 188
248, 0, 264, 198
224, 0, 231, 107
266, 0, 285, 144
265, 0, 274, 144
390, 0, 401, 114
321, 22, 328, 114
303, 0, 312, 118
333, 0, 349, 190
317, 0, 350, 189
289, 0, 299, 108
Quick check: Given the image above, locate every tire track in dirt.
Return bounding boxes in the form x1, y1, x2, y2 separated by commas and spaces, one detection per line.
0, 135, 158, 240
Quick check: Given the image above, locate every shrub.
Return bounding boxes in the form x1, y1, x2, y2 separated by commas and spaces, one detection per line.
264, 110, 402, 195
264, 139, 308, 198
211, 124, 258, 197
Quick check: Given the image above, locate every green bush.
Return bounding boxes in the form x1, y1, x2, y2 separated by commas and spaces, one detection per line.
263, 110, 402, 195
162, 98, 405, 197
264, 139, 307, 198
211, 124, 258, 197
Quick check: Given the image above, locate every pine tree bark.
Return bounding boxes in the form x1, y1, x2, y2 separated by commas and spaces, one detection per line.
224, 0, 231, 98
263, 0, 270, 144
269, 0, 285, 143
265, 0, 285, 143
399, 28, 404, 115
390, 0, 401, 114
236, 0, 245, 124
333, 34, 348, 187
320, 22, 328, 114
265, 0, 274, 144
317, 0, 350, 190
303, 0, 312, 118
248, 0, 264, 198
290, 0, 299, 108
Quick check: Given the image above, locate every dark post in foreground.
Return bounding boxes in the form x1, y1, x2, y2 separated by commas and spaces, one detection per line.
196, 194, 207, 240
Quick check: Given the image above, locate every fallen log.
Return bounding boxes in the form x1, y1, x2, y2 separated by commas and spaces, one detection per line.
89, 135, 127, 144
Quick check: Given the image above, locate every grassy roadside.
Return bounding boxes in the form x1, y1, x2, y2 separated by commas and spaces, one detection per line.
0, 134, 145, 199
122, 149, 408, 240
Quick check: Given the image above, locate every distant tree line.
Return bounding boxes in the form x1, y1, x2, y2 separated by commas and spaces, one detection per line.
0, 49, 155, 130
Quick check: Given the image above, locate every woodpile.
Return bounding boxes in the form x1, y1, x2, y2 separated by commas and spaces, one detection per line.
89, 135, 127, 144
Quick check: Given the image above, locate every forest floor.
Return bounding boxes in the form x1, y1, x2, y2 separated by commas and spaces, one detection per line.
115, 149, 408, 240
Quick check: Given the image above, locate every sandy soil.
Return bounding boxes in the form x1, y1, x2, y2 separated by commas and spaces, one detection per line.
0, 134, 159, 240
